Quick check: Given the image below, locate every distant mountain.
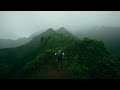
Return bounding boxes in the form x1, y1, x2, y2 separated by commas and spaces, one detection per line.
0, 30, 44, 49
0, 38, 30, 49
0, 27, 76, 49
33, 28, 56, 40
29, 30, 44, 39
57, 27, 75, 38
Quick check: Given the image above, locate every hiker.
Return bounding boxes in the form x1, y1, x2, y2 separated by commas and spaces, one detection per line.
55, 48, 65, 71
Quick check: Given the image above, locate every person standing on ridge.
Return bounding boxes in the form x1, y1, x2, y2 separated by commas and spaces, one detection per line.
55, 48, 65, 71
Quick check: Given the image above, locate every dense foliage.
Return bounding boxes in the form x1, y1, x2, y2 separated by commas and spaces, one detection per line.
0, 28, 120, 79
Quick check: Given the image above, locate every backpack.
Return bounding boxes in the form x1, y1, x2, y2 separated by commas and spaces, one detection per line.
57, 50, 63, 59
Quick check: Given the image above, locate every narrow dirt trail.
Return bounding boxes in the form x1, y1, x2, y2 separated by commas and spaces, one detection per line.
46, 68, 61, 79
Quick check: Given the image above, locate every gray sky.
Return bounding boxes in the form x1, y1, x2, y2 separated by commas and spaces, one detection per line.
0, 11, 120, 40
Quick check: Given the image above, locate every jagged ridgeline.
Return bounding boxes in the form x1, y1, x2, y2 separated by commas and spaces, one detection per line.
0, 27, 120, 79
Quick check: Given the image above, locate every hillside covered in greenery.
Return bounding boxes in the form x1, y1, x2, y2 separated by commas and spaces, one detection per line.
0, 27, 120, 79
74, 26, 120, 56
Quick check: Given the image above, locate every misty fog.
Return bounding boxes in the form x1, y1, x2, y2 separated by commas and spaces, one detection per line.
0, 11, 120, 40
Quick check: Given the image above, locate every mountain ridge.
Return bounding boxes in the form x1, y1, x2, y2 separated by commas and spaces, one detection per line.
0, 27, 120, 79
57, 27, 75, 38
0, 27, 71, 49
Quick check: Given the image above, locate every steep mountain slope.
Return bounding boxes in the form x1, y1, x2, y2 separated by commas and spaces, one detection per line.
29, 30, 44, 39
57, 27, 75, 38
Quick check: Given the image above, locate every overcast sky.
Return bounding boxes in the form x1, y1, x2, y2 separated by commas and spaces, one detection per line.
0, 11, 120, 40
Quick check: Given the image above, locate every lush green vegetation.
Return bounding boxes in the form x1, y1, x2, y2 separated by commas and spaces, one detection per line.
74, 26, 120, 56
0, 27, 120, 79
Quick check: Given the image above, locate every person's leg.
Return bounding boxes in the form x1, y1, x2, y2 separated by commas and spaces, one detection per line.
58, 58, 62, 71
60, 59, 62, 69
59, 58, 63, 70
58, 58, 60, 71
